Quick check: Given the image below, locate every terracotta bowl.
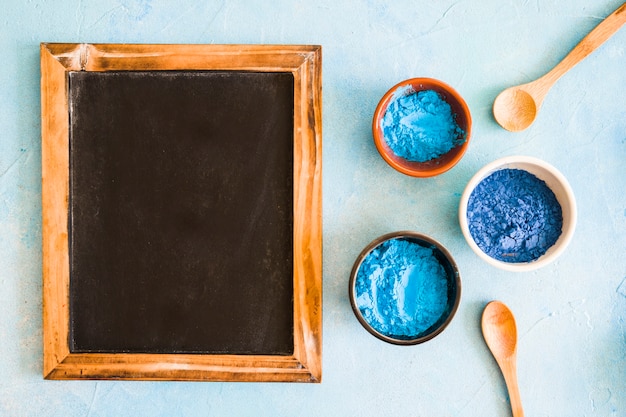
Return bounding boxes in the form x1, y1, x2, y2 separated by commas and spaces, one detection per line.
372, 77, 472, 177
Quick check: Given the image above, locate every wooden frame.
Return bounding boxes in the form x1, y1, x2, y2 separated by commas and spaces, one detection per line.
41, 43, 322, 382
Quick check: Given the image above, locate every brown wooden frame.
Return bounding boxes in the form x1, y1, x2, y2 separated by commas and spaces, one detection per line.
41, 43, 322, 382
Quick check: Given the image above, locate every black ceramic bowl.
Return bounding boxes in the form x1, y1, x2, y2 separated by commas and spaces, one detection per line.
349, 231, 461, 345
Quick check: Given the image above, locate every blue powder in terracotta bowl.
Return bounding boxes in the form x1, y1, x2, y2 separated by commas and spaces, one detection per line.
349, 232, 461, 345
372, 77, 472, 178
382, 89, 466, 163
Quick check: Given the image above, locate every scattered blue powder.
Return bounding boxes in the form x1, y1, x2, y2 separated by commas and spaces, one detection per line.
354, 238, 449, 340
466, 168, 563, 263
381, 89, 465, 162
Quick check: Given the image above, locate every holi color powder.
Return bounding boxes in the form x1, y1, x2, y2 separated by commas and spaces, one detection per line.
466, 168, 563, 263
381, 89, 465, 162
354, 238, 450, 340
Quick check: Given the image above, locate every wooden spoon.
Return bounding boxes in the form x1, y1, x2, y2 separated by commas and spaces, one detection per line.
481, 301, 524, 417
493, 2, 626, 131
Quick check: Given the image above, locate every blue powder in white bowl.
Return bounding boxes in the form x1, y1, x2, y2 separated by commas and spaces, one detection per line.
466, 168, 563, 263
459, 156, 576, 272
349, 233, 461, 344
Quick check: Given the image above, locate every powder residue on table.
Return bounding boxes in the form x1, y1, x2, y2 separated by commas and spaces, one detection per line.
466, 168, 563, 263
354, 238, 449, 340
381, 88, 465, 162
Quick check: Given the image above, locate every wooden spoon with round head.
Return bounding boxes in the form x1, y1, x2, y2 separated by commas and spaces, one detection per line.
481, 301, 524, 417
493, 2, 626, 131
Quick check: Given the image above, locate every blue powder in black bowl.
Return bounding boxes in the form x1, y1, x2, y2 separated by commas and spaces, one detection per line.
350, 235, 460, 344
466, 168, 563, 263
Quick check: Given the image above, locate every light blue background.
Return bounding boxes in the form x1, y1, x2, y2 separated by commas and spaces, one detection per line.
2, 0, 625, 415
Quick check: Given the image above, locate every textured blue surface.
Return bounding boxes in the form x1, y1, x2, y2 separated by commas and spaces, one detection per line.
354, 238, 449, 339
467, 168, 563, 263
382, 89, 465, 162
1, 0, 625, 415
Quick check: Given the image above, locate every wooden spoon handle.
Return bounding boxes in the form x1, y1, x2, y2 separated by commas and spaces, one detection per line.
539, 2, 626, 88
500, 358, 525, 417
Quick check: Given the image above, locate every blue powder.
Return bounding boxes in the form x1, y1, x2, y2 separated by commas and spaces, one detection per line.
381, 89, 465, 162
467, 168, 563, 263
354, 238, 449, 340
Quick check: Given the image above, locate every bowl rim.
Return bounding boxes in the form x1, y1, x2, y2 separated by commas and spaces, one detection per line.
348, 231, 462, 345
372, 77, 472, 178
458, 155, 577, 272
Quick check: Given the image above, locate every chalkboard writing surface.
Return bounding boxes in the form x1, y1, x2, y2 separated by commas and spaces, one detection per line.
69, 71, 295, 355
41, 43, 322, 382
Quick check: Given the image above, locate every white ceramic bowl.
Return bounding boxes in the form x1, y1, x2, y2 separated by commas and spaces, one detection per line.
458, 156, 577, 272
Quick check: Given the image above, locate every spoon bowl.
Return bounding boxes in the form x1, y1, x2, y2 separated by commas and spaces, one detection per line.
482, 301, 518, 360
493, 2, 626, 131
481, 301, 524, 417
493, 87, 538, 132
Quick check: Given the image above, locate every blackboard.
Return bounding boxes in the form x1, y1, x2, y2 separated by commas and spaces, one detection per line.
41, 43, 322, 382
69, 70, 295, 355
